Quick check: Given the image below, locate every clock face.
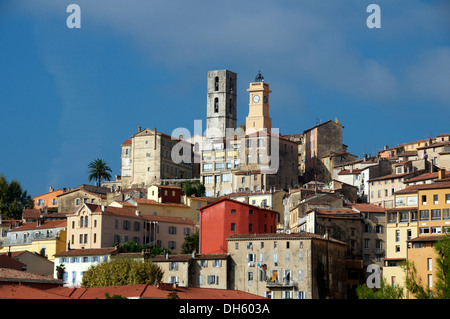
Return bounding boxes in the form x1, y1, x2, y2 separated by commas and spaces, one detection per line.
253, 95, 260, 103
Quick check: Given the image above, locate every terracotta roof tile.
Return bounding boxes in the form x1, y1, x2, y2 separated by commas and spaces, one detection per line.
0, 285, 71, 299
8, 220, 67, 232
345, 203, 385, 212
45, 284, 265, 299
54, 247, 118, 257
0, 268, 63, 284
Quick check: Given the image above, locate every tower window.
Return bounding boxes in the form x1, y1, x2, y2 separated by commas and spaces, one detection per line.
215, 76, 219, 91
214, 98, 219, 113
229, 78, 233, 92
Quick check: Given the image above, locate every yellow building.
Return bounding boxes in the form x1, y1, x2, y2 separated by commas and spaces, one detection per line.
384, 180, 450, 298
406, 180, 450, 298
1, 219, 67, 262
383, 184, 419, 296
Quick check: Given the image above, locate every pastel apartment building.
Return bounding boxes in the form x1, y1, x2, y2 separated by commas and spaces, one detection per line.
33, 186, 66, 211
2, 219, 67, 262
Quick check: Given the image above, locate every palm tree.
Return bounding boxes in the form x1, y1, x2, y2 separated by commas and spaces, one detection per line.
88, 158, 112, 187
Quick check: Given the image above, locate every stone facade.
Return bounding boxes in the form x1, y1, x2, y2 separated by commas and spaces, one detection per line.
227, 233, 347, 299
120, 127, 197, 189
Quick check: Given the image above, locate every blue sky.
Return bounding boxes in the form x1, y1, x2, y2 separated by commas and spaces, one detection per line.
0, 0, 449, 197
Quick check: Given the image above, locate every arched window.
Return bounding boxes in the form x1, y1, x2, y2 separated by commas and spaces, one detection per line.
214, 76, 219, 91
85, 216, 89, 227
80, 217, 84, 228
214, 98, 219, 113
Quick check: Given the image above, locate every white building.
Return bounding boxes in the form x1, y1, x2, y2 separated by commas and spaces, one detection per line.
54, 248, 117, 287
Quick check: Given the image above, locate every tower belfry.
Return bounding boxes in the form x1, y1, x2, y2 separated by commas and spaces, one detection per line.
246, 71, 272, 134
206, 70, 237, 139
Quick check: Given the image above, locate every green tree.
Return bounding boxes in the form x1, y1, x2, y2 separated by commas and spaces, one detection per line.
81, 258, 164, 288
181, 181, 205, 197
56, 264, 66, 280
356, 279, 404, 299
402, 259, 432, 299
181, 232, 199, 254
433, 234, 450, 298
167, 292, 180, 299
105, 293, 127, 299
118, 241, 172, 256
88, 158, 112, 187
0, 174, 33, 220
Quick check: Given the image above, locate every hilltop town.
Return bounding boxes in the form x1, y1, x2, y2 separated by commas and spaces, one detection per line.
1, 70, 449, 300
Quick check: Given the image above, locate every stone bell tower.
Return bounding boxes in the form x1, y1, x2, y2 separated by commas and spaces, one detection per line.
206, 70, 237, 139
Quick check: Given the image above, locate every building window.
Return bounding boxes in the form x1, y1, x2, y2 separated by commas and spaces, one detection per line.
420, 210, 430, 221
208, 275, 218, 285
444, 209, 450, 220
231, 223, 236, 232
422, 195, 427, 205
231, 209, 236, 214
431, 209, 441, 220
249, 224, 253, 233
214, 98, 219, 113
203, 175, 213, 184
431, 226, 441, 234
169, 262, 179, 271
433, 194, 438, 204
168, 226, 177, 234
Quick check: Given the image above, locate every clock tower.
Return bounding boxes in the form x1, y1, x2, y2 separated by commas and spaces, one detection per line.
206, 70, 237, 139
245, 71, 272, 134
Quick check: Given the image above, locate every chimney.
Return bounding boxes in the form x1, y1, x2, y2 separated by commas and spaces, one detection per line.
49, 185, 54, 193
138, 125, 141, 132
439, 168, 446, 180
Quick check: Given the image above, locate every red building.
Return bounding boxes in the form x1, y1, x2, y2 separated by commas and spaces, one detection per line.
199, 198, 278, 254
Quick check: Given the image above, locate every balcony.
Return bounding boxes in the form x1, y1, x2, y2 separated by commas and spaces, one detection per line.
266, 279, 296, 288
